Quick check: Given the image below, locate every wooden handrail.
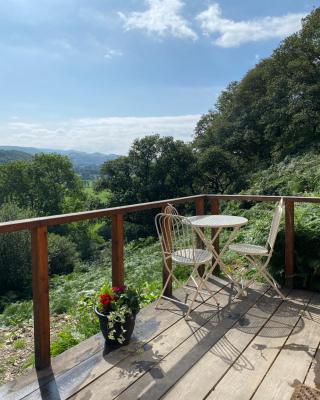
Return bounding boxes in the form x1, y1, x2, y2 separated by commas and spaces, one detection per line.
0, 194, 205, 233
206, 194, 320, 203
1, 194, 319, 234
1, 192, 319, 370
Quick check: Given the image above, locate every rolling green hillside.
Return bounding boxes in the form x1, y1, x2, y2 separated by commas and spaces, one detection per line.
0, 150, 31, 164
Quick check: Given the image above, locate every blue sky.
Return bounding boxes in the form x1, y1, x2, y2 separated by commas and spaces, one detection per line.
0, 0, 317, 154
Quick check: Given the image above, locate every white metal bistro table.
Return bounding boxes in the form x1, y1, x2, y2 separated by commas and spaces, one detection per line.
187, 215, 248, 297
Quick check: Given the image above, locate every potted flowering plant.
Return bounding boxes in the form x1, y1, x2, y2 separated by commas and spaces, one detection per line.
94, 283, 140, 346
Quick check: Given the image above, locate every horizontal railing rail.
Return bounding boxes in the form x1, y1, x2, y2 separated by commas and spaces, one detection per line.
0, 193, 319, 371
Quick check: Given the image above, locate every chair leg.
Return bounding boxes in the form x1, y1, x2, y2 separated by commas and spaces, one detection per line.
155, 271, 174, 309
233, 255, 263, 299
237, 254, 286, 301
186, 263, 219, 319
185, 264, 206, 319
260, 269, 286, 300
234, 275, 255, 299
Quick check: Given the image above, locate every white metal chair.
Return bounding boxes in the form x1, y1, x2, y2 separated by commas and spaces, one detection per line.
229, 198, 285, 299
163, 203, 179, 215
155, 212, 216, 316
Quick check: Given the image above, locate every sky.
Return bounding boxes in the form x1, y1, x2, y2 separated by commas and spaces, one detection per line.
0, 0, 317, 154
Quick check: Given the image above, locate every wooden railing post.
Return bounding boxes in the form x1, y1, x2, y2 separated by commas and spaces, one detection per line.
285, 200, 295, 288
210, 198, 220, 274
195, 197, 205, 217
161, 206, 172, 297
31, 226, 51, 370
112, 213, 125, 287
195, 197, 205, 276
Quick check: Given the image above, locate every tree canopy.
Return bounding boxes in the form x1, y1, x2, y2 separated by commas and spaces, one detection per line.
99, 135, 197, 205
0, 153, 84, 215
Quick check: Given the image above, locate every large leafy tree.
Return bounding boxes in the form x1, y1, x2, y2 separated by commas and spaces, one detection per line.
0, 153, 84, 215
98, 135, 197, 236
100, 135, 197, 205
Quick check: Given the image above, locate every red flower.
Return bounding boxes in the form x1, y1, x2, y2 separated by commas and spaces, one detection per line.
100, 293, 114, 306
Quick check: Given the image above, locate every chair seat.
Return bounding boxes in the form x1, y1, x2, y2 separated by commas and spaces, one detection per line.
229, 243, 269, 256
172, 248, 213, 265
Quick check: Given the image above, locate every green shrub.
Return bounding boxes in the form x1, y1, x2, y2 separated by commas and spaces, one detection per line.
0, 203, 34, 295
13, 338, 27, 349
51, 330, 80, 356
0, 300, 32, 326
67, 221, 102, 261
48, 233, 79, 275
248, 153, 320, 196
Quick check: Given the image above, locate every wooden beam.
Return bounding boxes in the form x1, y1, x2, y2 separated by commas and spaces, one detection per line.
112, 214, 125, 287
2, 194, 320, 233
210, 198, 220, 274
195, 197, 205, 276
0, 195, 206, 233
161, 206, 172, 297
195, 197, 205, 216
31, 226, 51, 370
195, 197, 205, 250
285, 200, 295, 288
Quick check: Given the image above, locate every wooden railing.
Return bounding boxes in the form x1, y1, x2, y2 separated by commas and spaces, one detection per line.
0, 193, 319, 370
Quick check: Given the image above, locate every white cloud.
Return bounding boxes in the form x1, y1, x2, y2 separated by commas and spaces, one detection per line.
104, 48, 123, 60
1, 115, 200, 154
196, 3, 306, 47
119, 0, 197, 40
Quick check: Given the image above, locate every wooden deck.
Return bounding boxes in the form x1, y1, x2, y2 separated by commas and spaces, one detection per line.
1, 277, 320, 400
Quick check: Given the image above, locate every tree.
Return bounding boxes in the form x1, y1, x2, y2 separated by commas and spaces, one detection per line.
100, 135, 197, 205
98, 135, 197, 236
48, 234, 79, 275
0, 153, 85, 216
196, 147, 245, 194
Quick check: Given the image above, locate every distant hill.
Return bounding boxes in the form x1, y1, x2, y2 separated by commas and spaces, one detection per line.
0, 149, 32, 164
0, 146, 119, 179
0, 146, 118, 166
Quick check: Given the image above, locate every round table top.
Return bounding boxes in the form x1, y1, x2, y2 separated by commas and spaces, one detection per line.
188, 215, 248, 228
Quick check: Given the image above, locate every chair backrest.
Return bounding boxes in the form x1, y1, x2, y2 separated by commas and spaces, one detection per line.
155, 212, 196, 262
163, 203, 179, 215
267, 198, 284, 250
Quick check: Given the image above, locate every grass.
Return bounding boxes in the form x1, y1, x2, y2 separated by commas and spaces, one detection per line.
0, 301, 33, 327
51, 330, 80, 356
13, 339, 27, 350
22, 355, 35, 370
0, 366, 5, 385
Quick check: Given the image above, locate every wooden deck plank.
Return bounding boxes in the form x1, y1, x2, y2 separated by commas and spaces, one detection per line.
0, 280, 223, 400
3, 283, 319, 400
1, 288, 188, 400
16, 278, 229, 400
1, 288, 180, 400
114, 286, 274, 400
162, 289, 286, 400
205, 290, 312, 400
302, 295, 320, 391
304, 345, 320, 390
251, 294, 320, 400
3, 276, 229, 400
66, 284, 264, 400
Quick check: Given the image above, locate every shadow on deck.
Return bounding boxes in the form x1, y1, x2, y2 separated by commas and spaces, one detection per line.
1, 277, 320, 400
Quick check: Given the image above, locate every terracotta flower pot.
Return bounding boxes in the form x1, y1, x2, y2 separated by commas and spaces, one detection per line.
94, 307, 136, 346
